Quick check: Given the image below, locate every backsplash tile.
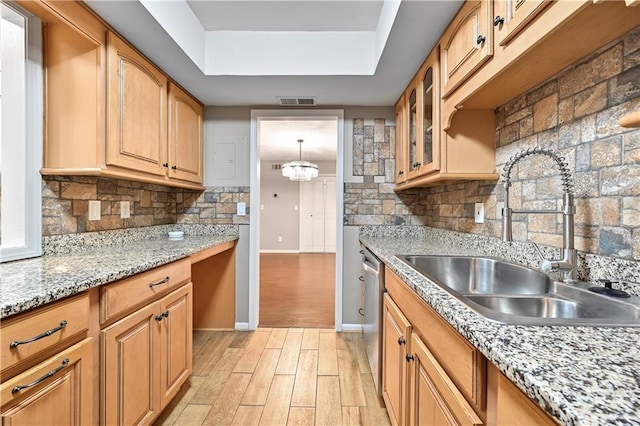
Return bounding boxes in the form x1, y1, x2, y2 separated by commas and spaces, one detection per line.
42, 176, 249, 236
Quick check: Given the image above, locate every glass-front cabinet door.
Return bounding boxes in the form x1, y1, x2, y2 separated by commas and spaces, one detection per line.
407, 88, 419, 176
423, 67, 434, 167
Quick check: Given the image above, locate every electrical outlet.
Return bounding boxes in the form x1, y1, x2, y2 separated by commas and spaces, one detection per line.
277, 236, 282, 242
88, 200, 101, 221
474, 202, 485, 223
120, 201, 130, 219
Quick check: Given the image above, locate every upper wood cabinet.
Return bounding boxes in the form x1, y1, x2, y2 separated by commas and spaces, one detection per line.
168, 83, 204, 184
23, 0, 205, 190
440, 0, 493, 98
394, 95, 407, 184
493, 0, 551, 46
107, 32, 168, 178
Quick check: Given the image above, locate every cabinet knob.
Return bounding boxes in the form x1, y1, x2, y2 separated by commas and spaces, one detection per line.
155, 314, 164, 322
398, 171, 404, 176
405, 354, 414, 362
162, 163, 169, 168
163, 311, 170, 318
476, 35, 486, 45
171, 165, 177, 170
359, 276, 364, 282
416, 162, 421, 167
398, 337, 406, 345
494, 16, 505, 26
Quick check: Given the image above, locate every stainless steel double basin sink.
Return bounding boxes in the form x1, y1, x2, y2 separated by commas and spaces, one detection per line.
396, 255, 640, 327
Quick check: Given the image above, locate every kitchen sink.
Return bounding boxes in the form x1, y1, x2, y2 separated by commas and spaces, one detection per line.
396, 255, 640, 327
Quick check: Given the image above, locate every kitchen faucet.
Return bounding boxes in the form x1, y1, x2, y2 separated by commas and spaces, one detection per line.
501, 147, 576, 281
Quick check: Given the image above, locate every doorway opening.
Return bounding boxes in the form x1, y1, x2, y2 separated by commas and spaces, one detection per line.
249, 110, 344, 330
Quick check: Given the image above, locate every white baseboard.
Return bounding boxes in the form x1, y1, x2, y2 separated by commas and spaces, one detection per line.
341, 323, 363, 332
235, 322, 250, 331
259, 249, 300, 254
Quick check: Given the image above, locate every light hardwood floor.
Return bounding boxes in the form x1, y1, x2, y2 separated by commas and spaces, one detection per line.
260, 254, 335, 328
155, 328, 390, 426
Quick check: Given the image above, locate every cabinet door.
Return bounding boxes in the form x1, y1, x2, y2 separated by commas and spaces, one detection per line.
441, 0, 493, 97
408, 334, 482, 426
406, 84, 423, 179
382, 294, 412, 426
416, 48, 441, 177
0, 338, 94, 426
107, 31, 168, 177
168, 83, 203, 184
395, 95, 407, 184
494, 0, 551, 46
159, 283, 193, 408
102, 302, 161, 426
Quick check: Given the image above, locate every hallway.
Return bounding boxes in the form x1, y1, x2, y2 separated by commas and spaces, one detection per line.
259, 253, 335, 328
154, 328, 390, 425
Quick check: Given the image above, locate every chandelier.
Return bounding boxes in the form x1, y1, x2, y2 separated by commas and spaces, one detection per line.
282, 139, 318, 181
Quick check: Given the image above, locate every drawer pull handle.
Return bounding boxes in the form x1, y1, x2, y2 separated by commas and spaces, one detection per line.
398, 337, 406, 345
406, 354, 414, 362
10, 320, 68, 349
149, 276, 170, 288
12, 358, 70, 394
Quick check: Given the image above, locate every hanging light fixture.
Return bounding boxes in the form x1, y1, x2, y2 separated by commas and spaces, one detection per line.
282, 139, 319, 181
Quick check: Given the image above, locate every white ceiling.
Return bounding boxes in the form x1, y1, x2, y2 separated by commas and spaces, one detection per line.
259, 119, 338, 161
86, 0, 463, 106
186, 1, 384, 31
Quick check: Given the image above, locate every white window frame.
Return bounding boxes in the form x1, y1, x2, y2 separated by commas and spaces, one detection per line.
0, 2, 43, 262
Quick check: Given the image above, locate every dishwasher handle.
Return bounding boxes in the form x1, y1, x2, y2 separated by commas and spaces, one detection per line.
362, 260, 380, 276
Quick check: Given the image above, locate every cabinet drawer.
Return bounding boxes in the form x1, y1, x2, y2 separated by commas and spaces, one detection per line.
1, 294, 90, 376
100, 258, 190, 324
0, 338, 93, 425
386, 269, 486, 411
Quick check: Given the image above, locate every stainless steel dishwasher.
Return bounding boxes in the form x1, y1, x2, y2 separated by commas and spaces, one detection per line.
362, 246, 385, 396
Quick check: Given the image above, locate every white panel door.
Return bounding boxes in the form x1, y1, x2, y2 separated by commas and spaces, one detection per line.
299, 176, 336, 253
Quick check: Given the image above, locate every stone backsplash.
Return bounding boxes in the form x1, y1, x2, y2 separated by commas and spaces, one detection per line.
344, 26, 640, 263
42, 176, 249, 236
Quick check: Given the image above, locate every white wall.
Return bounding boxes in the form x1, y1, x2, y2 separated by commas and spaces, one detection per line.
260, 160, 301, 251
204, 106, 394, 328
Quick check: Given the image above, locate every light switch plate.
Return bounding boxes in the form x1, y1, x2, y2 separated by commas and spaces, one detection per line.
120, 201, 130, 219
474, 202, 485, 223
88, 200, 101, 221
237, 202, 246, 216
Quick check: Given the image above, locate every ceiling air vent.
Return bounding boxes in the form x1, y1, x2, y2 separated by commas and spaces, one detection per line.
277, 96, 318, 107
271, 164, 282, 170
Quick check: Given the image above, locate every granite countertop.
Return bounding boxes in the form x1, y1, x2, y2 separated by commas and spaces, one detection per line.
360, 234, 640, 426
0, 234, 238, 319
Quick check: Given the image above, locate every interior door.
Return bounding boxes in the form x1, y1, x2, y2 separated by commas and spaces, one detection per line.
299, 176, 336, 253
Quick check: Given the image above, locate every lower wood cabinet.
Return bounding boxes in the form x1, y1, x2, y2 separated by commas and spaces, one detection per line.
382, 293, 411, 426
408, 333, 482, 426
0, 338, 94, 425
101, 282, 192, 425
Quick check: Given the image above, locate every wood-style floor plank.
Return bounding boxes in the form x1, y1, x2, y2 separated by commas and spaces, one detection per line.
259, 375, 295, 425
275, 330, 303, 375
260, 253, 335, 328
287, 407, 315, 425
190, 347, 243, 405
337, 348, 367, 406
241, 348, 281, 405
318, 332, 339, 375
291, 350, 318, 407
233, 330, 272, 373
315, 375, 342, 425
361, 372, 391, 425
154, 376, 206, 426
202, 373, 252, 425
158, 330, 389, 426
174, 404, 211, 425
265, 328, 289, 349
230, 405, 264, 425
301, 328, 320, 350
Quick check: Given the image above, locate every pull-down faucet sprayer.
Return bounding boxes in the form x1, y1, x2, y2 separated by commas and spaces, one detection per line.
501, 148, 577, 281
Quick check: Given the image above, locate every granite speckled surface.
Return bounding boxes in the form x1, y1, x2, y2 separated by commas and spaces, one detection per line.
360, 226, 640, 426
1, 225, 239, 319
